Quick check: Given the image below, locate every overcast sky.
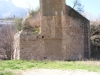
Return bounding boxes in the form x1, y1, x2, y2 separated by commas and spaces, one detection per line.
12, 0, 100, 20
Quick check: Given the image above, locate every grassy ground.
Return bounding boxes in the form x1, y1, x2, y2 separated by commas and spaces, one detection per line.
0, 71, 16, 75
0, 60, 100, 75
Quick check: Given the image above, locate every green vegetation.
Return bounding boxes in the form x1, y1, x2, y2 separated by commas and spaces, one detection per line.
0, 60, 100, 72
0, 71, 16, 75
14, 18, 23, 31
33, 27, 39, 34
27, 8, 39, 18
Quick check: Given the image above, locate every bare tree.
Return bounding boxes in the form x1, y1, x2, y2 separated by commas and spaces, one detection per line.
90, 20, 100, 59
73, 0, 84, 12
0, 24, 15, 59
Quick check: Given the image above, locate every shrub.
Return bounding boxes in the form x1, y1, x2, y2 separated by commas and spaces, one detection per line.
90, 21, 100, 59
14, 18, 23, 31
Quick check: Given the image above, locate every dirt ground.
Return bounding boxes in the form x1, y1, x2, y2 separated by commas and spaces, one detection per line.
18, 69, 100, 75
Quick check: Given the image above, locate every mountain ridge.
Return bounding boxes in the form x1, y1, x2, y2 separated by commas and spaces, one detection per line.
0, 0, 27, 18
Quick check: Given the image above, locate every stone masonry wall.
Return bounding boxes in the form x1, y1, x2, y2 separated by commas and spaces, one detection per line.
40, 0, 65, 60
62, 6, 90, 60
14, 30, 46, 60
13, 0, 90, 60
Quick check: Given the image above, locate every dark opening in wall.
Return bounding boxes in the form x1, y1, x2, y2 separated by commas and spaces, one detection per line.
42, 36, 44, 38
43, 57, 47, 59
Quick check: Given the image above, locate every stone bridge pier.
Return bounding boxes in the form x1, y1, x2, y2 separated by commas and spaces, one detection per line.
13, 0, 90, 60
